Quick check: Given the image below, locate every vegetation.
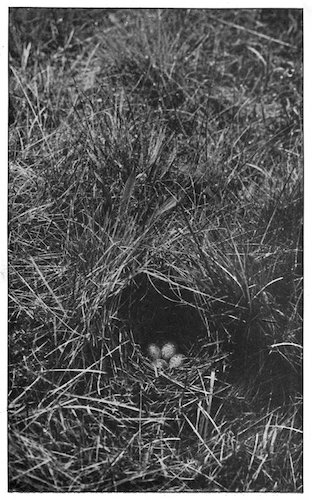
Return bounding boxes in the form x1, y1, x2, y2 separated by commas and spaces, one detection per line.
8, 8, 303, 492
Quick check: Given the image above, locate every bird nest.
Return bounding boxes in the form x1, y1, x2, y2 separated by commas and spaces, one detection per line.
119, 272, 222, 360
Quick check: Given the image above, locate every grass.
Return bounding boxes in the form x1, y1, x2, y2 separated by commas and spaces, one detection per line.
8, 8, 303, 492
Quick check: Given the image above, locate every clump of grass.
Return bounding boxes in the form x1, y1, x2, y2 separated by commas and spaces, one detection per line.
9, 8, 302, 492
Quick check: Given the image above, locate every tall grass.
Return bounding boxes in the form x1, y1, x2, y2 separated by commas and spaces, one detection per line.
8, 8, 302, 492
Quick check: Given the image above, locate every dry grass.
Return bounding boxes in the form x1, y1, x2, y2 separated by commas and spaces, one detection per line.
8, 8, 302, 492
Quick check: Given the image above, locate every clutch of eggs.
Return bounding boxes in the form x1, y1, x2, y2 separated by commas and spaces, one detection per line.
147, 342, 184, 371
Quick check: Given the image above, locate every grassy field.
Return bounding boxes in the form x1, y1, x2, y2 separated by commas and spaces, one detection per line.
8, 8, 303, 492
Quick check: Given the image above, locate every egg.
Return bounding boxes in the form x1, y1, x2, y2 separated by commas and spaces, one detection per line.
168, 353, 185, 369
147, 343, 161, 360
161, 342, 177, 360
153, 358, 168, 371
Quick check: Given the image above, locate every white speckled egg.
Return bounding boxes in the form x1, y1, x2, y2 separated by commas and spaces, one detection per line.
153, 358, 168, 371
161, 342, 176, 360
168, 353, 185, 369
147, 343, 161, 360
